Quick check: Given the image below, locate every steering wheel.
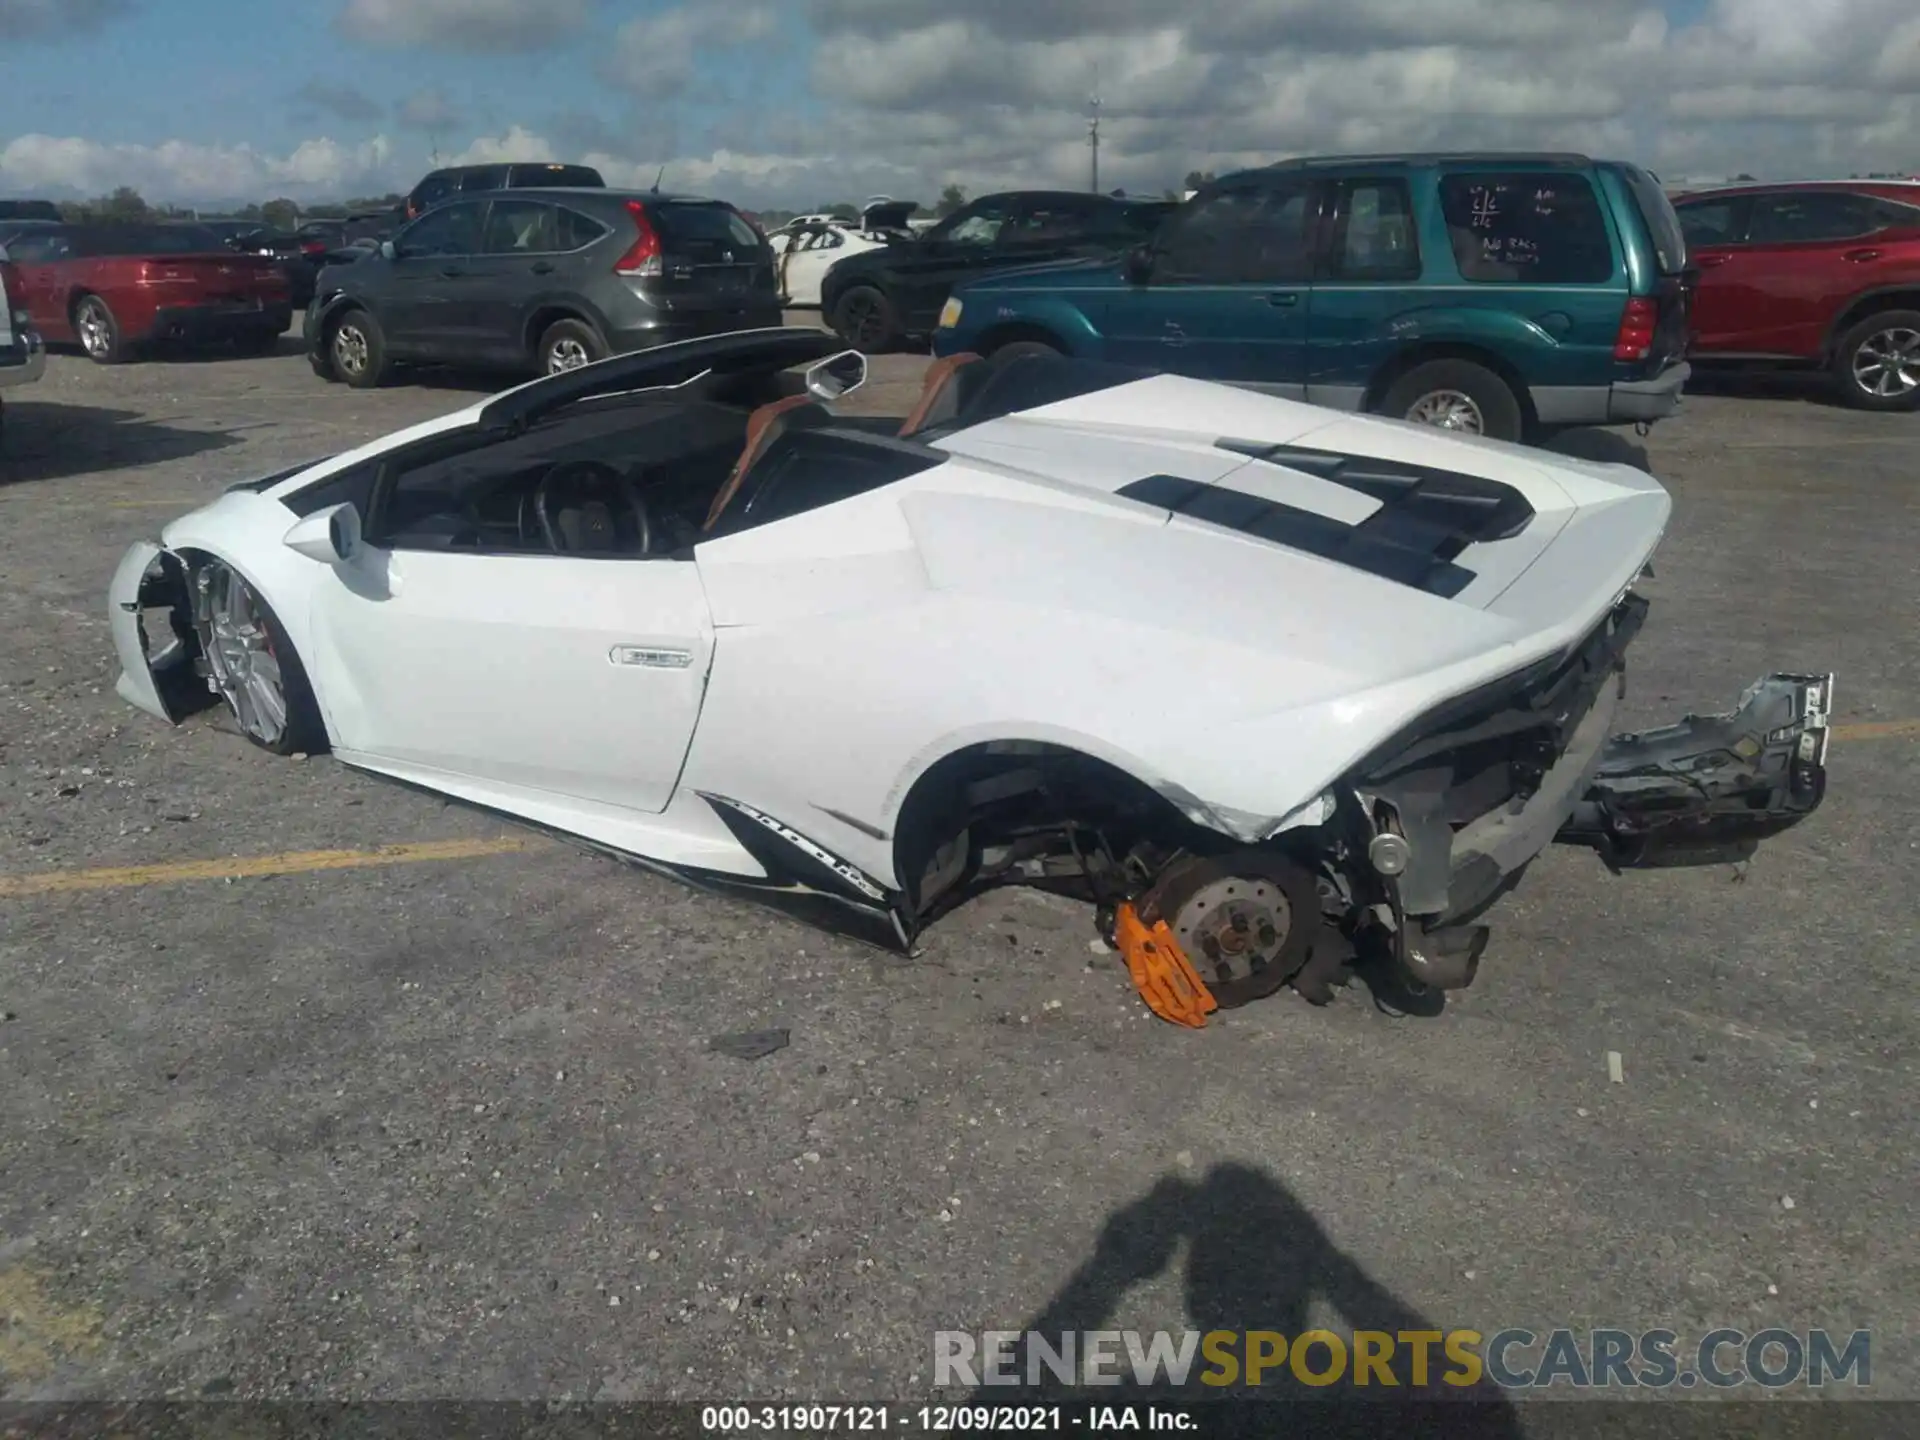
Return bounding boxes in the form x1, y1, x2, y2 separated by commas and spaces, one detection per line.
531, 460, 651, 555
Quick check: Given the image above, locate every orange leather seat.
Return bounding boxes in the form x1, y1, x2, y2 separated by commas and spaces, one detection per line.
704, 394, 820, 531
896, 351, 983, 437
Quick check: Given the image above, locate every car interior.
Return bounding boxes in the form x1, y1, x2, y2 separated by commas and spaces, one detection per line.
362, 349, 1154, 560
374, 396, 754, 557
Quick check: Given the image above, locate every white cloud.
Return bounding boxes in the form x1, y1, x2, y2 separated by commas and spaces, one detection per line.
0, 133, 398, 203
397, 88, 465, 130
785, 0, 1920, 197
602, 0, 779, 97
337, 0, 595, 52
14, 1, 1920, 211
1871, 16, 1920, 85
443, 126, 559, 165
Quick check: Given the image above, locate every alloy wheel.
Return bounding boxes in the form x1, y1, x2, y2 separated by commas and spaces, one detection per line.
547, 337, 591, 373
1851, 325, 1920, 399
333, 323, 369, 377
77, 301, 113, 359
205, 568, 289, 747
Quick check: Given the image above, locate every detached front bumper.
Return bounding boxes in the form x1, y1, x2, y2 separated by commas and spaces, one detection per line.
1350, 598, 1833, 989
1557, 672, 1831, 869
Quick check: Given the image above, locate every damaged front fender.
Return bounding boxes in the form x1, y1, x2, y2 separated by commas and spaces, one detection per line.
109, 542, 205, 724
1557, 672, 1833, 869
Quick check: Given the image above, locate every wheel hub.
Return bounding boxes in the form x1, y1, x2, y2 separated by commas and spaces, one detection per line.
1168, 876, 1294, 988
548, 338, 590, 372
79, 305, 110, 356
1407, 388, 1485, 432
334, 326, 368, 374
1853, 326, 1920, 398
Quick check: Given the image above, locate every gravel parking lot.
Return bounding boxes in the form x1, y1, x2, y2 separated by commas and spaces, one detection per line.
1, 329, 1915, 1409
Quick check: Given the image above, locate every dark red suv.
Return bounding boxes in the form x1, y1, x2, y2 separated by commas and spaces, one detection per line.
1674, 181, 1920, 410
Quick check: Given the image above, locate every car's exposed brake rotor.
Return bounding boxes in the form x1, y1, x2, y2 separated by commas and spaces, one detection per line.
1170, 875, 1294, 990
1112, 852, 1322, 1026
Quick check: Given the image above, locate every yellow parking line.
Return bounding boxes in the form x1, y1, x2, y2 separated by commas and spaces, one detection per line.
0, 719, 1914, 901
0, 836, 544, 898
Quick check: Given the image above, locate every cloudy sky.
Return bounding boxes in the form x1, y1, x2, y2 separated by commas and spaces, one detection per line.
1, 0, 1916, 209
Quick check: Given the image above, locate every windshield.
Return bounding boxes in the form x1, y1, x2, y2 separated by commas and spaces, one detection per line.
927, 203, 1009, 245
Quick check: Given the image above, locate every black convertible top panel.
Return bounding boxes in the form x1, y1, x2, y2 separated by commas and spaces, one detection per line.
478, 327, 836, 434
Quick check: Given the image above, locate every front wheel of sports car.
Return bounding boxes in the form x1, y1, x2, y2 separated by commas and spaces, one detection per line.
1380, 359, 1523, 443
202, 563, 327, 756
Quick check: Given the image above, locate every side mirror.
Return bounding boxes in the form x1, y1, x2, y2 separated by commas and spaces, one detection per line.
379, 239, 397, 261
1123, 245, 1154, 285
803, 349, 868, 402
283, 502, 362, 565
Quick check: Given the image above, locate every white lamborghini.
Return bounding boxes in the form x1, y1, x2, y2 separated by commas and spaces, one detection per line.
110, 329, 1832, 1025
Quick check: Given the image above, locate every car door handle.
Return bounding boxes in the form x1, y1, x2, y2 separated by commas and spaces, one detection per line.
439, 266, 464, 278
1844, 248, 1883, 263
1695, 254, 1730, 268
1265, 292, 1300, 307
530, 261, 555, 275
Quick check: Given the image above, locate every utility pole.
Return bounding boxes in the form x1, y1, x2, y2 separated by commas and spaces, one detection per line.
1087, 67, 1102, 194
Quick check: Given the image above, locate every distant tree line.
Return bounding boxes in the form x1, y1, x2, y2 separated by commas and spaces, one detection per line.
54, 172, 1233, 232
54, 186, 406, 228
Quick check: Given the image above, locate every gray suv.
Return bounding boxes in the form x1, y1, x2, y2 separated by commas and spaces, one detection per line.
305, 188, 782, 387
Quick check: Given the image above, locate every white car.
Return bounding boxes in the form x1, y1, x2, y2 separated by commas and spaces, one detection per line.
109, 330, 1831, 1025
773, 200, 917, 308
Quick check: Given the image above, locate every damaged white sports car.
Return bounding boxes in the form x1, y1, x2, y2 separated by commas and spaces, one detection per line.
110, 329, 1831, 1026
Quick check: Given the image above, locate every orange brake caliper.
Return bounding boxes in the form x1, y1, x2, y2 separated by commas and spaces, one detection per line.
1113, 902, 1218, 1029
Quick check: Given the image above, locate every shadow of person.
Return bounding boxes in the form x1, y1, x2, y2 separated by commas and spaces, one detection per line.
973, 1163, 1525, 1434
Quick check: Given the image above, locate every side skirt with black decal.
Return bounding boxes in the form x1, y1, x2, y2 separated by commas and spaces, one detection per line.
698, 793, 915, 953
330, 764, 917, 955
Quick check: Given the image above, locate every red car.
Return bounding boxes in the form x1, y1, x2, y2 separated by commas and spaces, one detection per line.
0, 221, 291, 364
1673, 180, 1920, 410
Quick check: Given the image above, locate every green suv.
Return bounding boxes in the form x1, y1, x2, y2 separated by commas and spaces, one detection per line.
931, 153, 1694, 443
